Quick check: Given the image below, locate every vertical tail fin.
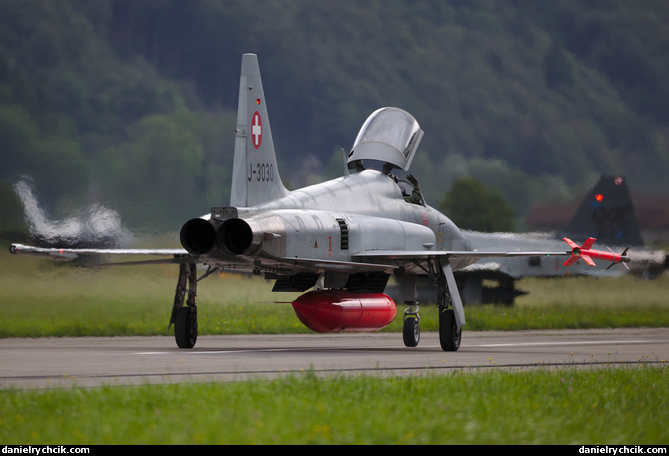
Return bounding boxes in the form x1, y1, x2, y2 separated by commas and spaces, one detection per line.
560, 175, 644, 247
230, 53, 288, 207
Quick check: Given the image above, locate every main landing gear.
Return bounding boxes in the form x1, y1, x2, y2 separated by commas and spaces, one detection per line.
401, 259, 463, 352
170, 262, 198, 348
169, 260, 462, 351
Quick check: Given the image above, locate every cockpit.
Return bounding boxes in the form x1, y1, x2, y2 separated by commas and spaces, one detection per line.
347, 107, 426, 205
347, 107, 424, 173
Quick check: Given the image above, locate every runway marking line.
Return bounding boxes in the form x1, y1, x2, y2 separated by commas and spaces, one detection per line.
134, 348, 300, 355
471, 340, 653, 348
132, 339, 656, 355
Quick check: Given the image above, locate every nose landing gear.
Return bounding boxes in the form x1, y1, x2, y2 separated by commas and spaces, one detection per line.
402, 302, 420, 347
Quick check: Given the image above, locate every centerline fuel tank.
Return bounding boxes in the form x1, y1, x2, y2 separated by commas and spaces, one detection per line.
291, 290, 397, 333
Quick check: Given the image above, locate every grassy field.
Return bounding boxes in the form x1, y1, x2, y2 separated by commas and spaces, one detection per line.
1, 253, 668, 444
0, 366, 667, 444
1, 253, 668, 337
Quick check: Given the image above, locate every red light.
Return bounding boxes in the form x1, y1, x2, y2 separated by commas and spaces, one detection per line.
595, 194, 604, 202
256, 98, 261, 104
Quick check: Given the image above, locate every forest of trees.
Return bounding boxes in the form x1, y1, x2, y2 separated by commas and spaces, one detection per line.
1, 0, 668, 237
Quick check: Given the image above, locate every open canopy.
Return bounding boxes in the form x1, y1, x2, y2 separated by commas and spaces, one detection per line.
347, 107, 424, 172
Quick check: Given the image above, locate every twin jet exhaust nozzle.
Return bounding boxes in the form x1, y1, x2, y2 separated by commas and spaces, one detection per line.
180, 217, 264, 256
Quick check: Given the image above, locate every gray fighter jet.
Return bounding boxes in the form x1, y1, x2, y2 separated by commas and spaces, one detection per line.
448, 175, 667, 306
12, 177, 132, 251
10, 54, 630, 351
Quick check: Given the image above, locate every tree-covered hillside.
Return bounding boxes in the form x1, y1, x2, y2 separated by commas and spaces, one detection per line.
1, 0, 668, 234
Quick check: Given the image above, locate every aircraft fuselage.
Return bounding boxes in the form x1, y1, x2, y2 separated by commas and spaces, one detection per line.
185, 169, 475, 275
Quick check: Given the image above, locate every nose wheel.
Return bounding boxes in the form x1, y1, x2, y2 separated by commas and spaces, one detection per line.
402, 303, 420, 347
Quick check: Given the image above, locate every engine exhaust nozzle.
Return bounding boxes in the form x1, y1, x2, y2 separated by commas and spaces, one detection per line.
180, 218, 219, 255
217, 218, 263, 255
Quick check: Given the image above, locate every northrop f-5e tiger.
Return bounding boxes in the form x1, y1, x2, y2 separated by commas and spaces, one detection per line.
10, 54, 631, 351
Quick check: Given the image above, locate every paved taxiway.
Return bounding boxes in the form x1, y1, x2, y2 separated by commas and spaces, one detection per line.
1, 328, 667, 389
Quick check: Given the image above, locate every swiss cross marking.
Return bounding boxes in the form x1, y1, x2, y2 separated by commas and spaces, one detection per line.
251, 111, 262, 149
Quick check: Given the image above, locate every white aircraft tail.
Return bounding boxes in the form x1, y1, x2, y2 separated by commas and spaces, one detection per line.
230, 53, 288, 207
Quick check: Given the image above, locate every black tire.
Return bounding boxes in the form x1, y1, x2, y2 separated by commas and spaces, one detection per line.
403, 317, 420, 347
175, 306, 198, 349
439, 309, 461, 352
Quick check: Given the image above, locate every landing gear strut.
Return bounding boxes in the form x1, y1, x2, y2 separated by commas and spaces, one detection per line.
170, 262, 198, 348
436, 259, 462, 352
401, 258, 463, 351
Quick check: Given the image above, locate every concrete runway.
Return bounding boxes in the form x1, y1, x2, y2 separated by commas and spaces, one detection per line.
1, 328, 668, 389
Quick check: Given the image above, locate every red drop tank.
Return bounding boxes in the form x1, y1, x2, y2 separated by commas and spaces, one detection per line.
291, 291, 397, 333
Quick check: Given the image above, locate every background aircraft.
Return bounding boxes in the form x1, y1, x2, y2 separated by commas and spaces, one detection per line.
10, 54, 630, 352
443, 175, 668, 305
11, 177, 132, 251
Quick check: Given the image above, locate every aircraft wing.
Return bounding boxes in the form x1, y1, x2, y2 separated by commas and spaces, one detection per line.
353, 249, 570, 262
9, 243, 193, 265
354, 236, 630, 272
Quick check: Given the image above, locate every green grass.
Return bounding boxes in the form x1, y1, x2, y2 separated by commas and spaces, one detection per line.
462, 274, 669, 331
1, 366, 667, 444
2, 254, 668, 445
1, 253, 668, 337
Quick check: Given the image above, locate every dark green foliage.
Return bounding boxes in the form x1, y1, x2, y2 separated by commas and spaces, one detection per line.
1, 0, 668, 231
544, 42, 576, 89
440, 177, 516, 232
